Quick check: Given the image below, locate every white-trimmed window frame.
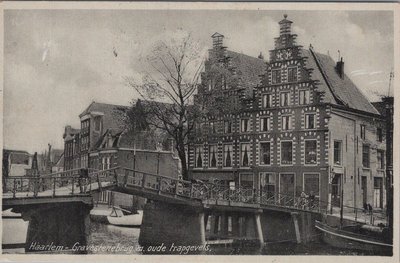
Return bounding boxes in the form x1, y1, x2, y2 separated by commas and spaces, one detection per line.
302, 172, 320, 198
272, 69, 282, 84
304, 139, 318, 166
260, 116, 271, 132
222, 144, 233, 168
240, 118, 251, 133
259, 141, 272, 166
305, 113, 316, 130
280, 140, 294, 166
240, 142, 251, 168
281, 115, 292, 131
278, 173, 296, 198
208, 144, 218, 169
287, 66, 298, 83
299, 89, 311, 105
280, 91, 291, 107
194, 145, 204, 169
262, 93, 273, 108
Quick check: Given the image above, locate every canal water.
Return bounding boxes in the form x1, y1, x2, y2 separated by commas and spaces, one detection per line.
2, 216, 369, 255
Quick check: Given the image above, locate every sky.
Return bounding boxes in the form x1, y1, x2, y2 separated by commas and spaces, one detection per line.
3, 9, 394, 153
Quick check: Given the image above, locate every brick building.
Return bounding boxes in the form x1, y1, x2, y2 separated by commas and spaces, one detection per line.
63, 101, 180, 179
188, 15, 386, 210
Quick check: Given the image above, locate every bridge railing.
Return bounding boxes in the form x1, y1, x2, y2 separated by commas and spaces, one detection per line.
3, 167, 120, 198
3, 176, 92, 198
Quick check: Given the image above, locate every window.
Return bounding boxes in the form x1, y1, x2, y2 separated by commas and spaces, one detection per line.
241, 119, 250, 133
94, 116, 101, 131
260, 172, 275, 198
334, 141, 342, 165
209, 122, 216, 134
209, 145, 217, 168
272, 69, 281, 84
288, 67, 297, 82
240, 143, 251, 167
280, 92, 290, 106
362, 144, 370, 168
195, 123, 202, 134
260, 142, 271, 165
282, 116, 291, 130
304, 174, 319, 196
223, 77, 228, 90
305, 140, 317, 164
262, 94, 272, 108
360, 124, 366, 140
299, 90, 310, 105
223, 144, 233, 167
377, 150, 384, 169
240, 173, 254, 188
224, 120, 232, 134
305, 114, 315, 129
260, 117, 271, 132
281, 141, 293, 165
194, 146, 204, 168
377, 128, 383, 142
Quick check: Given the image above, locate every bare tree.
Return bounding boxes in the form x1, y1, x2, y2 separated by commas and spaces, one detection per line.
125, 31, 205, 180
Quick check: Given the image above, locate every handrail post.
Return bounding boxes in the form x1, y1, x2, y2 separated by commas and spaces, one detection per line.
141, 173, 146, 189
97, 174, 103, 192
174, 179, 179, 196
53, 177, 56, 197
72, 177, 75, 195
157, 177, 162, 194
113, 168, 119, 186
89, 177, 92, 192
33, 178, 38, 197
13, 178, 16, 198
124, 170, 128, 186
190, 183, 194, 198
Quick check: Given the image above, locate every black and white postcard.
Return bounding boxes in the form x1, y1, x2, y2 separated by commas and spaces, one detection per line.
0, 2, 398, 262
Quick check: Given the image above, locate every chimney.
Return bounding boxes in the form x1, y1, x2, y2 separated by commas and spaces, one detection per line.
335, 57, 344, 79
258, 52, 264, 60
211, 32, 224, 49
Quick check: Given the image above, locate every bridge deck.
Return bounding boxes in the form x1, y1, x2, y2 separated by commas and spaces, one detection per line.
2, 167, 387, 223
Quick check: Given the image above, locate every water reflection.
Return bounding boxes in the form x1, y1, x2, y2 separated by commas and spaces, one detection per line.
2, 219, 368, 255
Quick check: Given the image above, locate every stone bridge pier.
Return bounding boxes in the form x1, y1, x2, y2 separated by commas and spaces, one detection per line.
139, 201, 206, 251
15, 202, 92, 253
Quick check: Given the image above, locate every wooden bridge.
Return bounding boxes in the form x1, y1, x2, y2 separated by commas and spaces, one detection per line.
2, 167, 325, 253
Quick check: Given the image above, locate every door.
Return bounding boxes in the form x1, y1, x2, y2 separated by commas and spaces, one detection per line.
361, 176, 367, 206
279, 173, 295, 205
331, 174, 341, 207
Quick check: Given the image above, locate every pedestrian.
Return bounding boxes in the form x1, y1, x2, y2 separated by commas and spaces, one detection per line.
308, 191, 315, 209
299, 191, 307, 209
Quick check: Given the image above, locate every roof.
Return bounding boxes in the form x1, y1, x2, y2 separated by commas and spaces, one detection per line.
226, 50, 266, 88
371, 101, 391, 117
79, 101, 129, 133
303, 49, 380, 115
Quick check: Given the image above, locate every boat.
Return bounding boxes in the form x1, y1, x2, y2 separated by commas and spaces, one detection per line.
107, 206, 143, 227
315, 220, 392, 255
2, 209, 22, 219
